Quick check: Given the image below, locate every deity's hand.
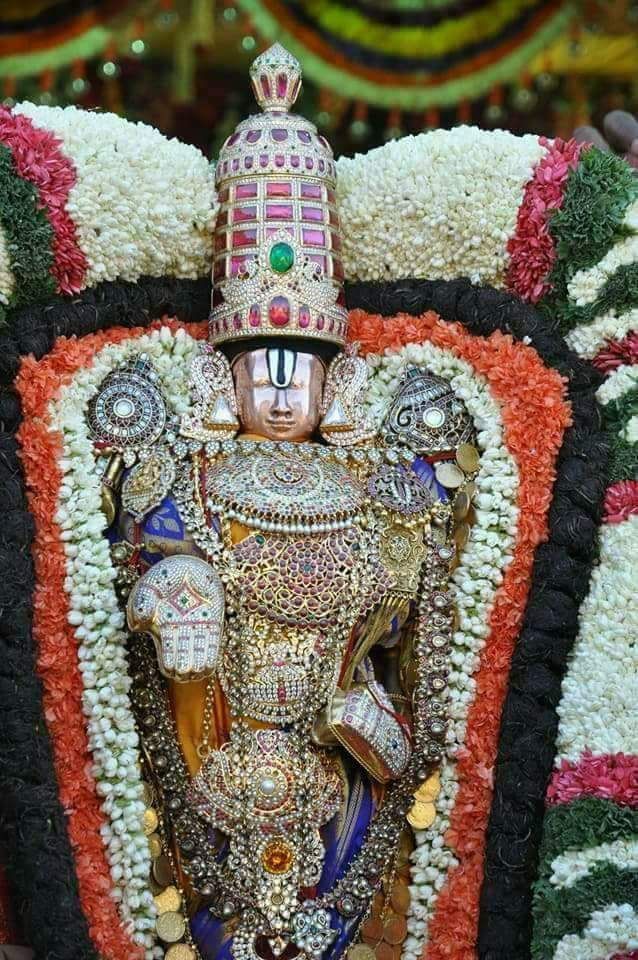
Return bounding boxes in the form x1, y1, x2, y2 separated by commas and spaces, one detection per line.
574, 110, 638, 171
127, 555, 225, 682
313, 682, 412, 784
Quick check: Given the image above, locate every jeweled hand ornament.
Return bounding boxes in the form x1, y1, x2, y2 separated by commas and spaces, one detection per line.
127, 555, 225, 681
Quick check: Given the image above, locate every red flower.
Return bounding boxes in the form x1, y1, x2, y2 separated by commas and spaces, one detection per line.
506, 137, 583, 303
604, 481, 638, 524
593, 331, 638, 373
547, 752, 638, 807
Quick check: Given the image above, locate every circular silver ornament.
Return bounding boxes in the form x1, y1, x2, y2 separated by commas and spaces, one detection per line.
87, 355, 166, 450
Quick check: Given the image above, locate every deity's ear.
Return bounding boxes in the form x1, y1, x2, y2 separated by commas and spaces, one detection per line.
319, 344, 377, 446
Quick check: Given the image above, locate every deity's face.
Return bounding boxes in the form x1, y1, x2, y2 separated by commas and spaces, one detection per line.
232, 346, 326, 442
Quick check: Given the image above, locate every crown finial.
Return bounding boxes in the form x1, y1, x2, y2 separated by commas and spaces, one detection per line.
249, 43, 302, 114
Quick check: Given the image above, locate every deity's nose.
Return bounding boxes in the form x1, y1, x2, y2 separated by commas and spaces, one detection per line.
271, 389, 292, 416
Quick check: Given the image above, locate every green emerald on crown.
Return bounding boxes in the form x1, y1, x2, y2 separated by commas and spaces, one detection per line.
269, 241, 295, 273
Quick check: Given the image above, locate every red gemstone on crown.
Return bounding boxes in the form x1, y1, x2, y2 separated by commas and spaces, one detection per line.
269, 296, 290, 327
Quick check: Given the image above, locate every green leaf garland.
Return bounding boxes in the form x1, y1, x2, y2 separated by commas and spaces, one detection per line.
541, 148, 638, 333
538, 798, 638, 865
532, 864, 638, 960
0, 142, 56, 313
533, 800, 638, 959
553, 262, 638, 333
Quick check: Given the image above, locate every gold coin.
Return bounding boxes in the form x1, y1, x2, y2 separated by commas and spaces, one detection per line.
454, 522, 470, 551
166, 947, 197, 960
435, 462, 465, 489
407, 799, 437, 830
383, 915, 407, 945
153, 854, 174, 887
453, 491, 470, 521
155, 885, 182, 915
141, 782, 153, 806
390, 883, 411, 915
456, 443, 480, 473
143, 807, 159, 836
348, 946, 376, 960
148, 833, 162, 859
465, 481, 477, 501
156, 910, 186, 944
413, 770, 441, 803
374, 943, 395, 960
149, 875, 164, 896
361, 916, 384, 941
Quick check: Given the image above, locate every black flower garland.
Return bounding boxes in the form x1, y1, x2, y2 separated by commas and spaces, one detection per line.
0, 276, 210, 960
0, 274, 607, 959
345, 278, 609, 960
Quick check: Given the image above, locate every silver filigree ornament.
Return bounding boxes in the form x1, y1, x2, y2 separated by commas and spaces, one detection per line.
319, 345, 377, 447
181, 344, 239, 441
292, 905, 337, 960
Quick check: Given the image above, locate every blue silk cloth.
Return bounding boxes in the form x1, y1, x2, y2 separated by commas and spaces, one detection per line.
189, 758, 376, 960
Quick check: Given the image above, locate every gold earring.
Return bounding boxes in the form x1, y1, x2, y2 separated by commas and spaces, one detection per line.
319, 344, 376, 446
181, 346, 239, 440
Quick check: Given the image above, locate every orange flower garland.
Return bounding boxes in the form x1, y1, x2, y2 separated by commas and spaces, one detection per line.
17, 311, 569, 960
349, 309, 571, 960
16, 320, 206, 960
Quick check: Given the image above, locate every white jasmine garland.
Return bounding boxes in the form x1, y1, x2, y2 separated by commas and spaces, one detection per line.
624, 414, 638, 444
596, 363, 638, 406
15, 103, 217, 288
565, 308, 638, 359
555, 515, 638, 763
51, 327, 198, 956
0, 222, 14, 305
553, 903, 638, 960
336, 127, 545, 288
365, 341, 519, 958
549, 838, 638, 889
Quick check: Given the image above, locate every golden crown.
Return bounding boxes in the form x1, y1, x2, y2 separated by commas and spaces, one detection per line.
209, 44, 347, 350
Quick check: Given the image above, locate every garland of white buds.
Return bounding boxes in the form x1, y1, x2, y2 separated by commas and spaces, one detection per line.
51, 327, 198, 956
365, 342, 518, 956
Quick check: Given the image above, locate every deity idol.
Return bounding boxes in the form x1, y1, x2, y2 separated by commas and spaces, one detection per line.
87, 45, 478, 960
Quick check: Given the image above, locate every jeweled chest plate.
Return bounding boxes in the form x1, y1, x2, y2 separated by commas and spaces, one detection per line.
233, 528, 361, 628
205, 446, 366, 530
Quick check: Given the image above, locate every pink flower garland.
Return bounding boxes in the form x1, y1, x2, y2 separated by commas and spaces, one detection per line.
604, 480, 638, 524
547, 752, 638, 807
593, 331, 638, 373
0, 107, 87, 295
506, 137, 583, 303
